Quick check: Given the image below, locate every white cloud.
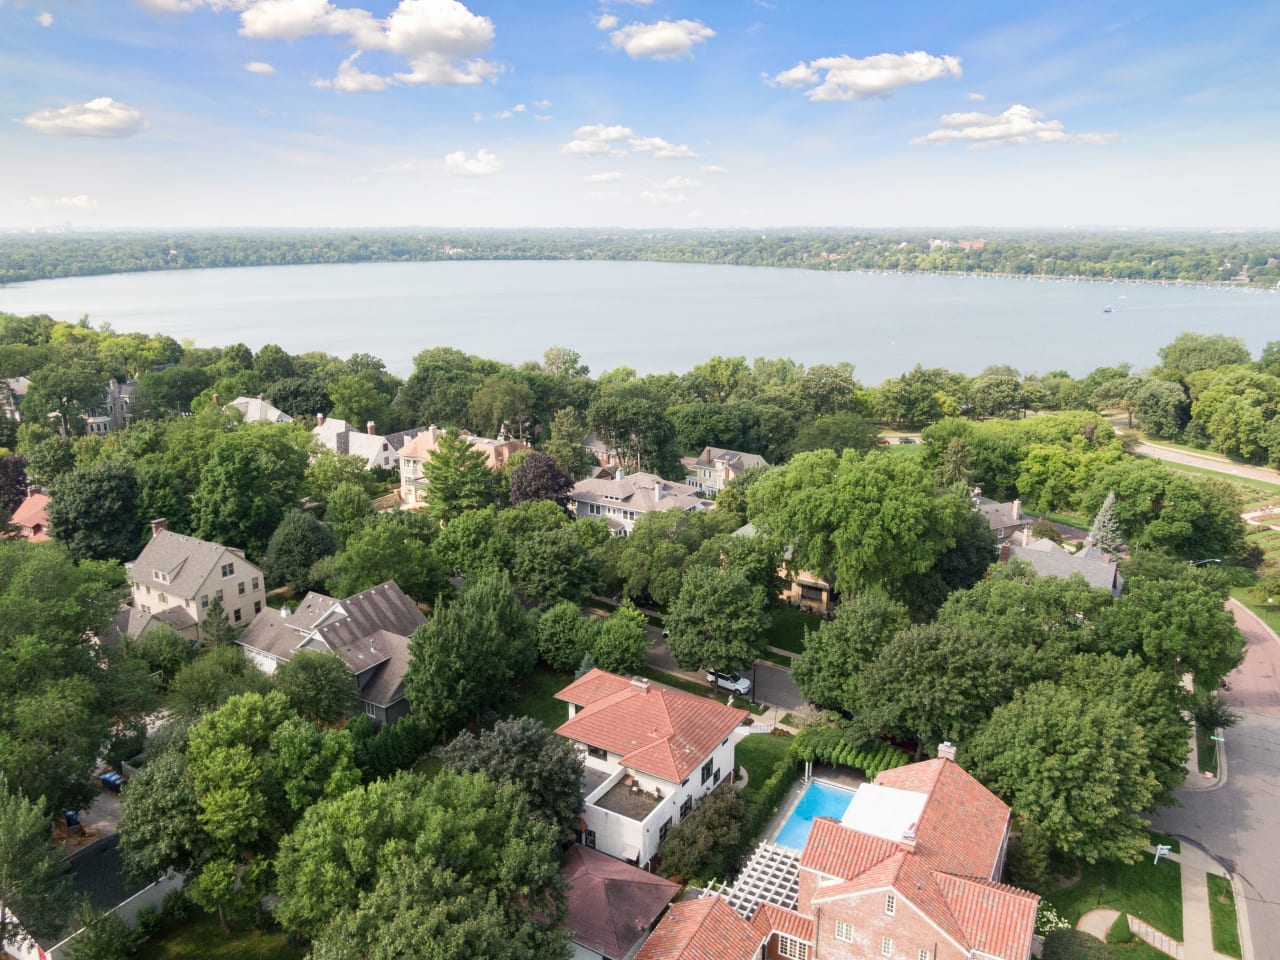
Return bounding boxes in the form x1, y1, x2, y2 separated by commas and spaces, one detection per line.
610, 19, 714, 60
533, 99, 551, 109
700, 164, 728, 174
596, 13, 618, 30
534, 114, 553, 121
443, 147, 503, 175
36, 12, 53, 27
967, 91, 986, 101
562, 123, 697, 160
640, 189, 686, 204
572, 123, 635, 142
20, 97, 145, 138
245, 60, 277, 73
912, 103, 1117, 146
311, 52, 393, 92
512, 103, 526, 112
585, 171, 624, 182
652, 175, 700, 189
495, 110, 513, 119
136, 0, 203, 11
768, 51, 961, 101
29, 194, 96, 209
629, 135, 697, 158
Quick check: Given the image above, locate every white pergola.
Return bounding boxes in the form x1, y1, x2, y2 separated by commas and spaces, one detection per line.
706, 842, 800, 919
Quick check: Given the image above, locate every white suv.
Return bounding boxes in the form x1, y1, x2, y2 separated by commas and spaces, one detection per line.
706, 670, 752, 697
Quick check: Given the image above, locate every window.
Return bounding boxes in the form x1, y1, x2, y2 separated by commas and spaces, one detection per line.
680, 796, 693, 819
584, 830, 596, 849
201, 595, 209, 609
701, 759, 714, 785
834, 921, 854, 943
215, 589, 224, 601
153, 570, 168, 584
364, 701, 377, 718
713, 767, 721, 785
221, 562, 235, 578
800, 584, 825, 602
659, 818, 671, 842
885, 893, 896, 917
777, 936, 808, 960
254, 601, 262, 615
157, 593, 167, 604
587, 745, 608, 761
251, 577, 259, 591
233, 608, 243, 623
918, 951, 931, 960
238, 581, 246, 596
881, 936, 893, 957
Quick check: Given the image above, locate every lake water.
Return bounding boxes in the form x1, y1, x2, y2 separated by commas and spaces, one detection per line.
1, 260, 1276, 381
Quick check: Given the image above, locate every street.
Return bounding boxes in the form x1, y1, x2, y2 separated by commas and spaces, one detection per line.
644, 632, 806, 710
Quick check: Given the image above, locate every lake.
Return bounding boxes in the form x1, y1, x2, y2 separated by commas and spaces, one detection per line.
1, 260, 1276, 381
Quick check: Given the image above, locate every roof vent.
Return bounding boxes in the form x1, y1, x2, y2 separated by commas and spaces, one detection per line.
630, 676, 650, 693
280, 605, 291, 618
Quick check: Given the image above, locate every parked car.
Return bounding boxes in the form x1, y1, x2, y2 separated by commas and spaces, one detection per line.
706, 670, 753, 696
899, 437, 917, 444
875, 437, 890, 445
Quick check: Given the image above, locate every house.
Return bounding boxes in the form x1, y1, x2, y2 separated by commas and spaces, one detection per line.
681, 446, 769, 495
11, 487, 51, 542
398, 424, 531, 506
555, 669, 747, 869
312, 414, 425, 471
121, 520, 267, 641
733, 523, 837, 617
237, 580, 425, 725
972, 490, 1033, 542
1004, 531, 1124, 597
226, 394, 293, 423
641, 745, 1038, 960
84, 378, 137, 435
1, 376, 30, 421
567, 469, 711, 535
563, 843, 679, 960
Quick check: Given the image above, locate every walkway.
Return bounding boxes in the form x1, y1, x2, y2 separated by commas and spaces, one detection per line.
1130, 439, 1280, 487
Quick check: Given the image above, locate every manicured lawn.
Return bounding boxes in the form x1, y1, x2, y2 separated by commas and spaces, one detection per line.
138, 912, 306, 960
503, 665, 574, 729
765, 606, 822, 655
1208, 874, 1243, 958
1196, 722, 1220, 777
1148, 831, 1181, 855
1230, 587, 1280, 635
1111, 942, 1176, 959
1047, 855, 1183, 942
736, 732, 791, 796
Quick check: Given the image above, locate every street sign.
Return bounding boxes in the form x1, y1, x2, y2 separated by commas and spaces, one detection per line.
1211, 735, 1225, 742
1153, 844, 1172, 865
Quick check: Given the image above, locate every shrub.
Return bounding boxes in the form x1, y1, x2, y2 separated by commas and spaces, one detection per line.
1042, 929, 1111, 960
1009, 817, 1052, 889
65, 900, 142, 960
1106, 912, 1133, 944
351, 717, 434, 781
133, 905, 161, 940
657, 786, 747, 884
1035, 901, 1071, 936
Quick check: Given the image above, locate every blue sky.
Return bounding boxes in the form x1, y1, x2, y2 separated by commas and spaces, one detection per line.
2, 0, 1278, 229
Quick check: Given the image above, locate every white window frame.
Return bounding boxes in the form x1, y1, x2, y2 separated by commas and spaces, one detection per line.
881, 936, 893, 957
777, 936, 808, 960
834, 920, 854, 943
918, 950, 931, 960
886, 892, 896, 916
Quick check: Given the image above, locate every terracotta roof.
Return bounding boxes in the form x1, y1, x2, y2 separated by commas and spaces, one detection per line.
555, 669, 746, 783
932, 872, 1039, 960
635, 897, 760, 960
798, 817, 900, 880
749, 904, 814, 944
562, 844, 679, 958
12, 491, 51, 541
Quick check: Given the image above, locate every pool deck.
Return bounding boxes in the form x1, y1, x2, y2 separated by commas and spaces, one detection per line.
765, 765, 867, 850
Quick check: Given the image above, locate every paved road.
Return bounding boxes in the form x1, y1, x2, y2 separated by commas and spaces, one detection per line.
1131, 439, 1280, 487
1153, 601, 1280, 960
644, 633, 806, 710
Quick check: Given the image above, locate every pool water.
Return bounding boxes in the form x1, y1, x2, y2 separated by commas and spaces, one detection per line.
775, 780, 857, 850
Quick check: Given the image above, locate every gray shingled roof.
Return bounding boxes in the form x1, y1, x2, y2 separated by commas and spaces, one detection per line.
688, 446, 770, 472
227, 396, 293, 423
570, 471, 710, 515
1008, 541, 1122, 594
128, 530, 250, 601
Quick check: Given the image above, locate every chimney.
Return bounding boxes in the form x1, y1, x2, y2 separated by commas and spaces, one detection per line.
937, 741, 957, 762
998, 542, 1011, 563
366, 420, 377, 435
27, 484, 38, 498
1012, 499, 1021, 521
316, 412, 325, 426
150, 518, 168, 537
1022, 527, 1031, 547
630, 676, 650, 693
900, 822, 918, 850
654, 481, 663, 502
258, 393, 265, 401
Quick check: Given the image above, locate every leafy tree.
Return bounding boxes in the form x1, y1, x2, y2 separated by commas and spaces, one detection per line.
0, 454, 27, 513
322, 480, 376, 545
468, 373, 536, 438
592, 600, 650, 675
327, 375, 392, 434
969, 374, 1023, 419
22, 362, 104, 436
263, 509, 337, 592
1088, 490, 1125, 555
968, 681, 1162, 864
420, 429, 494, 524
509, 450, 573, 506
325, 513, 447, 602
789, 412, 880, 457
405, 570, 534, 733
47, 460, 143, 561
657, 786, 747, 883
512, 524, 595, 608
1158, 332, 1251, 377
1132, 379, 1190, 439
64, 898, 143, 960
200, 595, 237, 647
304, 450, 383, 501
0, 774, 73, 949
542, 345, 589, 378
439, 717, 583, 845
24, 435, 75, 486
128, 624, 197, 684
587, 388, 679, 477
665, 565, 768, 675
166, 645, 273, 720
545, 406, 595, 479
792, 596, 909, 713
536, 601, 599, 672
898, 504, 998, 621
276, 651, 358, 724
1188, 689, 1240, 731
252, 343, 296, 383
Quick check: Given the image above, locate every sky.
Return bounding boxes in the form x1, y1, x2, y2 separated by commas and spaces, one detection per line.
2, 0, 1278, 231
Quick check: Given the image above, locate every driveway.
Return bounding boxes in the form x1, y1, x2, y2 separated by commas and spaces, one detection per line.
1152, 601, 1280, 960
645, 632, 806, 710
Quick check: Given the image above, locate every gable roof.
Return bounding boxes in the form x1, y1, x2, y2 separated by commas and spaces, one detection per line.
12, 490, 51, 541
399, 425, 531, 470
555, 669, 746, 782
973, 495, 1028, 534
227, 395, 293, 423
684, 447, 769, 474
562, 844, 679, 958
634, 897, 760, 960
128, 530, 252, 599
749, 903, 814, 944
1007, 540, 1122, 594
932, 872, 1040, 960
798, 817, 900, 880
569, 471, 710, 516
313, 417, 425, 464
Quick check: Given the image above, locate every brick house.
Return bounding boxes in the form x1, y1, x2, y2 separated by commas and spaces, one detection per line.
398, 424, 530, 506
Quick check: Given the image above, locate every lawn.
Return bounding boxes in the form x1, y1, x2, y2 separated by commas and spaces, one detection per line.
1231, 586, 1280, 635
503, 665, 574, 729
765, 606, 822, 655
1208, 874, 1243, 958
138, 912, 306, 960
1148, 831, 1181, 855
736, 732, 792, 795
1196, 722, 1220, 777
1047, 855, 1184, 942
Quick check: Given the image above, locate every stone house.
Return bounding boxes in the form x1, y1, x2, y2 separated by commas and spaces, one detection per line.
312, 414, 425, 471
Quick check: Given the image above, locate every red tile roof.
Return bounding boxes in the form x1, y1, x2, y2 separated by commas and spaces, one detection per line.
798, 817, 900, 879
933, 872, 1040, 960
749, 904, 814, 945
562, 844, 679, 959
635, 897, 760, 960
12, 491, 50, 542
555, 669, 747, 783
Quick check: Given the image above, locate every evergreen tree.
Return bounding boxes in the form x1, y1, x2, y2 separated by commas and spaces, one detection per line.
0, 774, 73, 949
200, 595, 237, 647
934, 436, 974, 487
263, 509, 337, 593
420, 430, 494, 525
1089, 490, 1126, 555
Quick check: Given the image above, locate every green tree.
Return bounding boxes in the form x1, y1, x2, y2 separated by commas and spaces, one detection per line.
545, 406, 595, 479
0, 454, 27, 513
1158, 332, 1251, 377
325, 513, 447, 602
792, 596, 909, 713
22, 362, 104, 437
439, 717, 583, 845
1132, 379, 1190, 439
1087, 490, 1125, 556
322, 480, 376, 545
262, 509, 337, 592
128, 624, 197, 684
968, 681, 1162, 864
657, 785, 747, 883
542, 345, 589, 378
512, 525, 594, 608
304, 450, 383, 501
420, 430, 494, 525
0, 774, 73, 949
509, 450, 573, 506
536, 602, 599, 673
200, 595, 237, 647
934, 436, 973, 487
276, 651, 358, 724
64, 898, 142, 960
24, 435, 75, 486
166, 645, 273, 720
665, 565, 768, 675
468, 373, 536, 438
47, 460, 143, 562
592, 600, 650, 675
327, 375, 392, 434
118, 747, 201, 884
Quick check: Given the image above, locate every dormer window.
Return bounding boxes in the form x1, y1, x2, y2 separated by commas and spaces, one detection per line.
153, 570, 169, 584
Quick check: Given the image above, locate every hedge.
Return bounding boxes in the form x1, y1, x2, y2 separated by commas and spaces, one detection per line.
786, 725, 910, 780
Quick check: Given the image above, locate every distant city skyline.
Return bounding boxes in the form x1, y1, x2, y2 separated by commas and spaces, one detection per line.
3, 0, 1278, 230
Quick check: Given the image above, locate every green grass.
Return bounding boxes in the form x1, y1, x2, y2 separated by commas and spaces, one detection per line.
1231, 586, 1280, 635
1031, 511, 1092, 532
1047, 855, 1184, 941
1196, 722, 1220, 777
1148, 831, 1181, 855
1208, 874, 1243, 958
758, 648, 795, 667
1111, 942, 1178, 959
736, 733, 792, 797
765, 606, 822, 655
138, 912, 306, 960
1159, 459, 1280, 496
503, 665, 575, 729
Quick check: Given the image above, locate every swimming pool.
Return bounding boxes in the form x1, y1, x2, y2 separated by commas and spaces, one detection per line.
774, 780, 857, 850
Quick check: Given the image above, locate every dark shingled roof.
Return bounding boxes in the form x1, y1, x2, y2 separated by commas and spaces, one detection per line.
127, 530, 252, 600
563, 844, 679, 959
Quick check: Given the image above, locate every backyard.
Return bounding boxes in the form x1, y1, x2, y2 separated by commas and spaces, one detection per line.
137, 912, 304, 960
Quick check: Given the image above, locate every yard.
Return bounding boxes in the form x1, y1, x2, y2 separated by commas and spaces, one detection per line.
1046, 854, 1184, 942
137, 912, 305, 960
502, 664, 574, 729
736, 731, 792, 795
1208, 874, 1243, 958
764, 606, 822, 655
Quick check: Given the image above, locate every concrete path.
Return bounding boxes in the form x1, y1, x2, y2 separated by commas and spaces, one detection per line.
1129, 439, 1280, 487
1078, 908, 1120, 941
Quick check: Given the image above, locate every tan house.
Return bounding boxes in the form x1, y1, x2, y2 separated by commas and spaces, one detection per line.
398, 424, 531, 506
733, 523, 837, 616
681, 446, 769, 495
568, 469, 711, 535
312, 414, 425, 471
639, 746, 1038, 960
122, 520, 266, 641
